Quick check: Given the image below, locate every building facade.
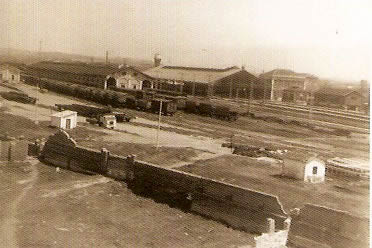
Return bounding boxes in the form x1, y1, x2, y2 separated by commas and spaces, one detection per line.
51, 110, 78, 129
0, 64, 21, 83
143, 55, 263, 98
282, 153, 326, 183
314, 88, 362, 111
259, 69, 319, 103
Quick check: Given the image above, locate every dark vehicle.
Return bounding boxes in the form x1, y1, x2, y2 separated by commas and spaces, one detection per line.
0, 91, 37, 104
198, 102, 215, 116
125, 96, 137, 109
136, 99, 151, 111
55, 104, 111, 118
214, 105, 238, 121
113, 112, 134, 122
184, 100, 199, 114
151, 99, 177, 116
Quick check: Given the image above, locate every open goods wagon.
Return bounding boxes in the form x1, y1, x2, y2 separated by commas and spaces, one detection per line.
185, 99, 238, 121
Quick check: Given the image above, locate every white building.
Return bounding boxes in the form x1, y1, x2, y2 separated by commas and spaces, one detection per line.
0, 64, 21, 83
51, 110, 78, 129
104, 66, 152, 90
282, 153, 326, 183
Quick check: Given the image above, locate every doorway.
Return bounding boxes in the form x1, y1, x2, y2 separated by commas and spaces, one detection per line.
66, 119, 71, 129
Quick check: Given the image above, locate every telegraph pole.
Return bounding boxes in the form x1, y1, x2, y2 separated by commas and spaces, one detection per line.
156, 99, 163, 149
34, 77, 39, 124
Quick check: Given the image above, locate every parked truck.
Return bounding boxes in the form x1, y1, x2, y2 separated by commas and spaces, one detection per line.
86, 114, 117, 129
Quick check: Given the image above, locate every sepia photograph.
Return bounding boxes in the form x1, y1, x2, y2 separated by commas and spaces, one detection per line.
0, 0, 370, 247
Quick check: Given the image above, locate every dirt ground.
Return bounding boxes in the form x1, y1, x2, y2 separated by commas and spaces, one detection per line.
0, 160, 255, 248
178, 154, 369, 218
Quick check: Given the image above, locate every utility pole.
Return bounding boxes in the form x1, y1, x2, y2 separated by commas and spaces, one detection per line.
156, 99, 163, 149
248, 79, 254, 114
34, 77, 39, 124
308, 93, 314, 120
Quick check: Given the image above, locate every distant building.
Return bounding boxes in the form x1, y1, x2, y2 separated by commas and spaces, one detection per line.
282, 153, 326, 183
105, 65, 152, 90
51, 110, 78, 129
24, 61, 150, 90
259, 69, 319, 102
314, 87, 362, 111
142, 54, 263, 98
0, 64, 21, 83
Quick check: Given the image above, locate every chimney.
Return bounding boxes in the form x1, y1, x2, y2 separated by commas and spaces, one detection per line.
154, 53, 161, 67
106, 51, 109, 65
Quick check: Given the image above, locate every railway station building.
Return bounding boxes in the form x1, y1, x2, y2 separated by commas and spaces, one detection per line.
24, 61, 151, 91
142, 55, 267, 98
0, 64, 21, 84
314, 87, 362, 111
259, 69, 319, 103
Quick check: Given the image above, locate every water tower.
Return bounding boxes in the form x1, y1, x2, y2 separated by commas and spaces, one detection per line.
154, 53, 161, 67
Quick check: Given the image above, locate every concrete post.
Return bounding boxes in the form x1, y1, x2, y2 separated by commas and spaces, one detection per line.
267, 218, 275, 234
127, 154, 136, 181
100, 148, 109, 173
284, 218, 291, 230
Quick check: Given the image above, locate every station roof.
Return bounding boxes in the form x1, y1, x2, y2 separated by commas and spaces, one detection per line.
259, 69, 317, 80
143, 65, 242, 84
26, 61, 148, 77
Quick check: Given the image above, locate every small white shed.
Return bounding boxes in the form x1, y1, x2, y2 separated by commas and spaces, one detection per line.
51, 110, 77, 129
282, 152, 326, 183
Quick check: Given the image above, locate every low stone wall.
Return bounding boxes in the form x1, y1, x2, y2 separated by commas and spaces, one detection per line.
288, 204, 369, 248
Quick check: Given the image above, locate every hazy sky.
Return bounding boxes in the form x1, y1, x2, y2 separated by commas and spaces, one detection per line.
1, 0, 371, 80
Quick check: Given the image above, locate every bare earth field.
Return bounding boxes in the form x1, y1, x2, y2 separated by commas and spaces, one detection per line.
0, 161, 255, 248
178, 155, 369, 218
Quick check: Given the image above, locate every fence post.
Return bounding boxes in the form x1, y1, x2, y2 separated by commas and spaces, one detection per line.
267, 218, 275, 234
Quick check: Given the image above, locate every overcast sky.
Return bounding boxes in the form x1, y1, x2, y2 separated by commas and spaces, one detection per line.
1, 0, 371, 81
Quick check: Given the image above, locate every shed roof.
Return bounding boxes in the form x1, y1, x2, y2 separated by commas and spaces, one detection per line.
52, 110, 77, 118
315, 87, 361, 97
283, 151, 322, 164
26, 61, 137, 77
143, 65, 242, 84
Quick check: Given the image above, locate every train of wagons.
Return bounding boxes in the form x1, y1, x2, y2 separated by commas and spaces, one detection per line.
22, 75, 240, 121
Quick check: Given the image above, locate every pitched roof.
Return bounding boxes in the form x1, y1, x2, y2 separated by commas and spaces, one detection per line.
143, 65, 242, 84
283, 151, 321, 163
26, 61, 123, 76
315, 87, 361, 97
260, 69, 316, 80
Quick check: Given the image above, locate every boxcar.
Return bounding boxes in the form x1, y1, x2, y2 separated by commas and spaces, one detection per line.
184, 100, 199, 114
136, 99, 152, 111
151, 99, 177, 116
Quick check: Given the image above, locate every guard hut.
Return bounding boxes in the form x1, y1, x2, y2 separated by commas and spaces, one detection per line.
281, 152, 325, 183
51, 110, 77, 130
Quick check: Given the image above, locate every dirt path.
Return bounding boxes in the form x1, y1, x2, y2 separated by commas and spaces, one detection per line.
0, 159, 39, 248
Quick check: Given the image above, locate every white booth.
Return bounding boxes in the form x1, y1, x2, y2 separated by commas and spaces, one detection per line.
51, 110, 78, 129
